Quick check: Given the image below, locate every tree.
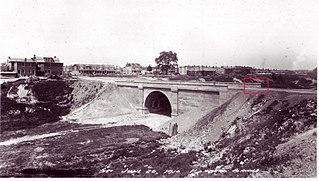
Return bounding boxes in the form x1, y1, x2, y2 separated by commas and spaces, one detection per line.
155, 51, 178, 75
147, 65, 152, 72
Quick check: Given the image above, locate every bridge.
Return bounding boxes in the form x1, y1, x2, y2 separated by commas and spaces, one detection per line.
115, 80, 246, 117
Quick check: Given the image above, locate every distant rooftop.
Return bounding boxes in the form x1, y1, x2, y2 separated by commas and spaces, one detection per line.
125, 63, 142, 68
7, 55, 60, 63
73, 64, 116, 70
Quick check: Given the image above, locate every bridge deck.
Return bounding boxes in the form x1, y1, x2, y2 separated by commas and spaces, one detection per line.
115, 80, 230, 92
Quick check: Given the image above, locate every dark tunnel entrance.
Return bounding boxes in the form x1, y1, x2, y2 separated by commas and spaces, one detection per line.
144, 91, 172, 117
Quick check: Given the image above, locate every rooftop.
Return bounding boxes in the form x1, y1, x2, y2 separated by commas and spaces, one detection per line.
125, 63, 142, 68
7, 55, 60, 63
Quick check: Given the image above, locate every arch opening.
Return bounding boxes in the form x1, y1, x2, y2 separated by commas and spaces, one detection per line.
144, 91, 172, 117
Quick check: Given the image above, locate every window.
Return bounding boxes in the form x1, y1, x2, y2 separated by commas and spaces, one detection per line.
28, 63, 31, 66
22, 69, 25, 74
22, 63, 25, 66
48, 70, 51, 74
18, 70, 20, 74
32, 70, 35, 75
28, 70, 31, 74
48, 63, 51, 68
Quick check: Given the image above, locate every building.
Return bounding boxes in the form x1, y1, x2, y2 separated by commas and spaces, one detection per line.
252, 68, 272, 75
151, 66, 161, 75
222, 66, 253, 75
6, 55, 63, 76
178, 65, 224, 76
178, 66, 188, 75
0, 63, 9, 72
178, 65, 254, 76
123, 63, 142, 75
216, 67, 225, 74
65, 64, 119, 76
0, 63, 18, 77
188, 66, 217, 76
168, 66, 178, 75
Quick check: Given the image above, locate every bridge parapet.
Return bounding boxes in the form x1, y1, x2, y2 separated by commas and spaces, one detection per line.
115, 80, 229, 92
115, 80, 229, 87
115, 80, 260, 89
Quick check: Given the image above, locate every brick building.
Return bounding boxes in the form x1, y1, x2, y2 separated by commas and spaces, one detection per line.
6, 55, 63, 76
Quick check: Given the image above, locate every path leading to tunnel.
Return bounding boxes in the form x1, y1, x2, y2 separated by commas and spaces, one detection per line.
64, 113, 172, 131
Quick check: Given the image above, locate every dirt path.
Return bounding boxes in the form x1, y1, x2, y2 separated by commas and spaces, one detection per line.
0, 129, 84, 146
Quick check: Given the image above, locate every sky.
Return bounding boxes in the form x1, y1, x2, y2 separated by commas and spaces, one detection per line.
0, 0, 317, 69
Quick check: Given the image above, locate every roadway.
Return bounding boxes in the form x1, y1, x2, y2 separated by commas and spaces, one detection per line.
243, 87, 317, 94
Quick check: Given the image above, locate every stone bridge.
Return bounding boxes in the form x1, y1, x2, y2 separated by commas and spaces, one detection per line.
115, 80, 239, 117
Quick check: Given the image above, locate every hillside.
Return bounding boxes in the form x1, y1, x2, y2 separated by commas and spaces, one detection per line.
1, 78, 147, 132
162, 92, 317, 177
1, 79, 73, 133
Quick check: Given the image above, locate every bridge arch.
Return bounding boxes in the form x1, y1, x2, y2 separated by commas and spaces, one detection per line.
144, 91, 172, 117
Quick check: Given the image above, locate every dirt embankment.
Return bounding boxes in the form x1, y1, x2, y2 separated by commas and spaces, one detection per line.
69, 80, 105, 110
0, 79, 104, 133
1, 80, 71, 133
162, 92, 317, 177
65, 82, 137, 121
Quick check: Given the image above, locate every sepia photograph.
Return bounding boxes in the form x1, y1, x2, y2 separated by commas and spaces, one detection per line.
0, 0, 317, 179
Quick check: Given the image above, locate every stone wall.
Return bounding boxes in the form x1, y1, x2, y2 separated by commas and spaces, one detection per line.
178, 90, 220, 115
